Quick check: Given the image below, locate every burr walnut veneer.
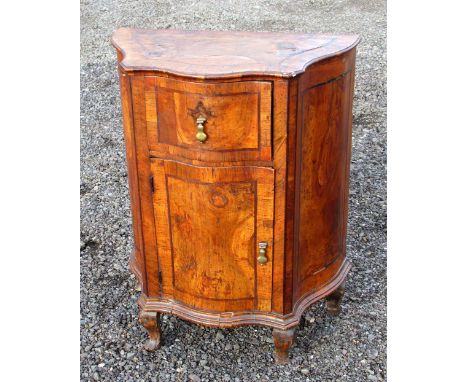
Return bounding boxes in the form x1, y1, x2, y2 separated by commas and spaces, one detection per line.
112, 28, 359, 364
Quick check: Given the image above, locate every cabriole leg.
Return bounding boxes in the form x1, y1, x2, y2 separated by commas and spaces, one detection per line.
325, 285, 345, 316
139, 311, 161, 351
272, 327, 296, 364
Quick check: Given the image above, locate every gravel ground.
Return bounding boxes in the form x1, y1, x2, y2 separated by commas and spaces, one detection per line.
80, 1, 387, 381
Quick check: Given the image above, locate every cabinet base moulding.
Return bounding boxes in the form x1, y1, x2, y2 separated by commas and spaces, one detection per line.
138, 260, 350, 330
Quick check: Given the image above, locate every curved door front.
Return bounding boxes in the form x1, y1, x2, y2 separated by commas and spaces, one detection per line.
151, 159, 274, 313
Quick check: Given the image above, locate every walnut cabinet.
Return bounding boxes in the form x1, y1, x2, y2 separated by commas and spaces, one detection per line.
112, 28, 359, 363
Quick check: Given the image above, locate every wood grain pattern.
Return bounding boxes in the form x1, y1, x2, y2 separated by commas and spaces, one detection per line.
113, 29, 359, 363
144, 77, 272, 162
128, 75, 160, 296
112, 28, 359, 78
117, 69, 147, 291
151, 159, 274, 312
296, 74, 351, 289
283, 78, 299, 314
138, 259, 350, 330
293, 50, 356, 304
271, 79, 289, 314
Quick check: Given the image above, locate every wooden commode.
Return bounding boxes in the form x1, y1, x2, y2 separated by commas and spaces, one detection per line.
111, 28, 359, 364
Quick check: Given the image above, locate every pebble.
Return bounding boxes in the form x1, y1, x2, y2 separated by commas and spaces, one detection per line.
188, 374, 201, 382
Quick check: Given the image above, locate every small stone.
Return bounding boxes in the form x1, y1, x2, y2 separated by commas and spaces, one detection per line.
225, 343, 232, 351
98, 363, 105, 368
262, 335, 274, 344
369, 349, 379, 359
199, 360, 208, 367
215, 331, 225, 341
188, 374, 201, 382
301, 368, 310, 375
342, 349, 348, 355
368, 375, 378, 381
126, 352, 135, 359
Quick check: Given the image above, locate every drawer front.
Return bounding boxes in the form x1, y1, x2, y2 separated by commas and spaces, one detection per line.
144, 77, 272, 162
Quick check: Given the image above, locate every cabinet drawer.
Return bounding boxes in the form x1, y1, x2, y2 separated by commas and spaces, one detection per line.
144, 77, 272, 162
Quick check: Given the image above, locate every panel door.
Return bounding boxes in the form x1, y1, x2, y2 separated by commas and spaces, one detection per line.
151, 159, 274, 312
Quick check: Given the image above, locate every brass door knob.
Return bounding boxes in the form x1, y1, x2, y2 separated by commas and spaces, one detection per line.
195, 116, 207, 143
258, 242, 268, 265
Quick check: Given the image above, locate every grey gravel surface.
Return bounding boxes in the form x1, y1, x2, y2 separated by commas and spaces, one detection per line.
80, 0, 387, 381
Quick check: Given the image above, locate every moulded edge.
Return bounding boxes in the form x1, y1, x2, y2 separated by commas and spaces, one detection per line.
137, 259, 351, 330
111, 31, 360, 80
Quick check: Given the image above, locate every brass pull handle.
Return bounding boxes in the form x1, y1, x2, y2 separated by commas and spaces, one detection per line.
258, 242, 268, 265
195, 116, 207, 143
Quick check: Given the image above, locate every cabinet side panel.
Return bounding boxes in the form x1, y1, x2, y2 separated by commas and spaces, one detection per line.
130, 75, 161, 296
282, 78, 299, 314
118, 68, 146, 288
270, 79, 288, 314
294, 50, 355, 302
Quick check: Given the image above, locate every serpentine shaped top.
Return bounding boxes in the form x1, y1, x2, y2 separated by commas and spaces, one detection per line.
111, 28, 359, 78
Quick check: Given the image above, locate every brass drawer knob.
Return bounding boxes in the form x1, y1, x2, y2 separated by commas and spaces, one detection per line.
258, 242, 268, 265
195, 116, 208, 143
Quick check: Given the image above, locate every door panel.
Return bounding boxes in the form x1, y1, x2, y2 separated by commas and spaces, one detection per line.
151, 159, 274, 312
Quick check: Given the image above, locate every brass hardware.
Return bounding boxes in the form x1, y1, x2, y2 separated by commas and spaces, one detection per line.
195, 116, 208, 143
258, 242, 268, 265
188, 101, 214, 119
